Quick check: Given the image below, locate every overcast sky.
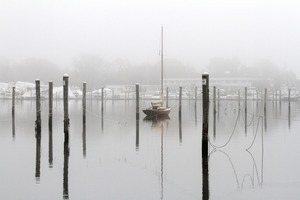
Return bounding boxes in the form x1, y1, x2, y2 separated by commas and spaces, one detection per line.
1, 0, 300, 76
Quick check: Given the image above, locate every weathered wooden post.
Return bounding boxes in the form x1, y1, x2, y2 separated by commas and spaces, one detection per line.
49, 81, 53, 128
136, 83, 139, 120
101, 87, 104, 131
202, 73, 209, 157
288, 88, 291, 108
135, 84, 140, 151
12, 86, 15, 115
48, 81, 53, 168
83, 82, 87, 124
35, 79, 41, 133
179, 86, 182, 117
288, 88, 291, 128
63, 75, 69, 136
202, 72, 209, 200
101, 87, 104, 113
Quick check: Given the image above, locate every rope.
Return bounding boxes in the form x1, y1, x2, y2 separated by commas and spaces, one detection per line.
246, 116, 263, 150
208, 108, 241, 148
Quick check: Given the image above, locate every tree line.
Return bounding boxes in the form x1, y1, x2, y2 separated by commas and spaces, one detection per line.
0, 54, 298, 90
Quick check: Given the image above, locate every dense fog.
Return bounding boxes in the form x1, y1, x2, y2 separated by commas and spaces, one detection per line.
1, 0, 300, 88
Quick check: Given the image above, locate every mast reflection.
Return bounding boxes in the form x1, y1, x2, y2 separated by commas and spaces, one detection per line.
143, 116, 169, 200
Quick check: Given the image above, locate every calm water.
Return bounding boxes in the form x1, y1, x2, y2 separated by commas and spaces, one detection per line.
0, 98, 300, 200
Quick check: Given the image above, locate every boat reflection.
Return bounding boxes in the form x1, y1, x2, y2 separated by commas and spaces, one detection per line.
143, 115, 169, 200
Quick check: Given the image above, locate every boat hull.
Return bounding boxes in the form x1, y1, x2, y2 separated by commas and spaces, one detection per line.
142, 107, 171, 119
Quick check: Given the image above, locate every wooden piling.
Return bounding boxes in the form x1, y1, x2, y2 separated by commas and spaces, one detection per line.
49, 81, 53, 128
101, 87, 104, 113
63, 75, 69, 135
83, 82, 87, 124
136, 83, 139, 119
12, 86, 15, 114
202, 73, 209, 158
101, 87, 104, 131
288, 88, 291, 128
35, 79, 41, 133
179, 86, 182, 117
288, 88, 291, 107
202, 73, 209, 200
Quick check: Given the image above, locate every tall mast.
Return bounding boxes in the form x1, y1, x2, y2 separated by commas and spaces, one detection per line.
161, 26, 164, 102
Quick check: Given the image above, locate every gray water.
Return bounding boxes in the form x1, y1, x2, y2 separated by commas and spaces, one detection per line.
0, 99, 299, 200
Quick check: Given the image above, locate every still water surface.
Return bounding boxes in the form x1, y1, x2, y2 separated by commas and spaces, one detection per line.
0, 99, 299, 200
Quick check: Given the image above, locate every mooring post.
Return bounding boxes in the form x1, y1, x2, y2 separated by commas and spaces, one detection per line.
35, 79, 41, 133
12, 86, 15, 114
202, 72, 209, 200
49, 81, 53, 128
179, 86, 182, 117
288, 88, 291, 128
202, 73, 209, 158
63, 75, 69, 136
83, 82, 87, 124
135, 83, 139, 120
101, 87, 104, 131
101, 87, 104, 112
136, 85, 140, 151
288, 88, 291, 108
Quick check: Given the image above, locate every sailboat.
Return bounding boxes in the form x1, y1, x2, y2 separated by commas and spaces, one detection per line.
143, 26, 171, 119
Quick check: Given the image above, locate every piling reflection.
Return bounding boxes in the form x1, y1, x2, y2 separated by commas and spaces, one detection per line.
136, 117, 139, 151
12, 114, 15, 139
35, 129, 41, 183
48, 117, 53, 168
83, 116, 87, 158
202, 150, 209, 200
63, 136, 70, 199
288, 102, 291, 129
194, 100, 197, 127
179, 113, 182, 143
